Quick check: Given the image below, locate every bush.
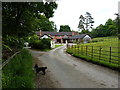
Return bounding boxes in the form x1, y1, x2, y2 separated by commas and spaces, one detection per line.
41, 38, 51, 49
2, 49, 35, 88
30, 38, 51, 50
3, 36, 24, 49
2, 36, 25, 61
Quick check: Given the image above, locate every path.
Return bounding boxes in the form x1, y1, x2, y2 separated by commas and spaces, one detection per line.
30, 45, 119, 88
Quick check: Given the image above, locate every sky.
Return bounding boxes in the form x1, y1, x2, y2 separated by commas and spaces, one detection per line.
50, 0, 120, 31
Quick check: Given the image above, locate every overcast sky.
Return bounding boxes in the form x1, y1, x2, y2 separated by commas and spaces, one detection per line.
50, 0, 120, 31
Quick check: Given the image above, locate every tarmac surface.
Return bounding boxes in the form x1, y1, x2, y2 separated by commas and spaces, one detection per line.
30, 45, 119, 88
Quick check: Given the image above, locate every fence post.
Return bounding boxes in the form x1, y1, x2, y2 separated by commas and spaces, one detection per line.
91, 46, 93, 58
109, 47, 111, 63
78, 45, 79, 54
86, 45, 88, 56
74, 45, 76, 53
99, 46, 102, 60
71, 45, 72, 50
75, 45, 77, 54
81, 45, 83, 55
73, 45, 75, 54
70, 45, 71, 50
72, 45, 74, 53
77, 45, 78, 54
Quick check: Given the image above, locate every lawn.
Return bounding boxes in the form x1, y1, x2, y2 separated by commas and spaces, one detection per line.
66, 36, 120, 70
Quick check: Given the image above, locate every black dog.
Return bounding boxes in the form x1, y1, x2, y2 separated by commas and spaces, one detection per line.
34, 64, 47, 75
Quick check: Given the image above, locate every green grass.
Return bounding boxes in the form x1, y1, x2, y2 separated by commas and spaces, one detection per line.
31, 48, 52, 52
31, 45, 63, 52
66, 36, 120, 70
2, 49, 35, 88
89, 36, 118, 47
55, 45, 63, 48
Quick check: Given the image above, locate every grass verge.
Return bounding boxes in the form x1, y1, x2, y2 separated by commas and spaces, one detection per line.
66, 49, 120, 71
2, 49, 35, 88
31, 44, 63, 52
55, 45, 63, 48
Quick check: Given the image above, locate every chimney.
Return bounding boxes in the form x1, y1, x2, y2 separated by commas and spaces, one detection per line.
40, 30, 42, 36
72, 32, 75, 36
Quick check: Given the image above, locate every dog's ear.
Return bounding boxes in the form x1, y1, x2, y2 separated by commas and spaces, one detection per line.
45, 67, 47, 69
34, 64, 38, 68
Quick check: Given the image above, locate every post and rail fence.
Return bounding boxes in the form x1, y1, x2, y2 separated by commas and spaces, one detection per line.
67, 44, 120, 66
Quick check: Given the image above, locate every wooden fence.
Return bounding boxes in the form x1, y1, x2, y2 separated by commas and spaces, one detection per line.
67, 45, 120, 65
1, 51, 21, 70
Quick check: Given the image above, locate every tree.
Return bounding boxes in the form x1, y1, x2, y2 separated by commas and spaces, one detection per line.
35, 15, 57, 32
50, 21, 58, 32
44, 2, 58, 18
85, 12, 94, 30
54, 24, 58, 32
59, 25, 71, 32
90, 18, 117, 38
2, 2, 58, 37
78, 15, 85, 31
78, 12, 94, 33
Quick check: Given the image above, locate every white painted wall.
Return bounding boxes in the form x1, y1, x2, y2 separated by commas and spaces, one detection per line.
83, 35, 92, 43
40, 35, 50, 39
84, 35, 90, 38
51, 40, 55, 48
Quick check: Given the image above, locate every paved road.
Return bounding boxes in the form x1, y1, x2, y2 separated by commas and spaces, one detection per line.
30, 45, 119, 88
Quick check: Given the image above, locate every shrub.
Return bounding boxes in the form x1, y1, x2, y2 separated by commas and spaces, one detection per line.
41, 38, 51, 49
2, 36, 25, 61
2, 36, 24, 49
28, 34, 39, 46
30, 38, 51, 50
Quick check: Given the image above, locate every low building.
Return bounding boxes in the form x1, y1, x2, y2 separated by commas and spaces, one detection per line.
64, 34, 92, 43
36, 31, 79, 43
36, 31, 92, 43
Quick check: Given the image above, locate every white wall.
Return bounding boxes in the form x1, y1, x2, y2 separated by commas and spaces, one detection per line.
40, 35, 50, 39
83, 35, 92, 43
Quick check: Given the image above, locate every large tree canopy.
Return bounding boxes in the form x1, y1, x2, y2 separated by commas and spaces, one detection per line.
59, 25, 71, 32
90, 18, 117, 37
2, 2, 58, 37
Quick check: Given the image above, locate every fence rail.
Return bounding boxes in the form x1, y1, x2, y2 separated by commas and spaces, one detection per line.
1, 51, 21, 70
67, 45, 120, 66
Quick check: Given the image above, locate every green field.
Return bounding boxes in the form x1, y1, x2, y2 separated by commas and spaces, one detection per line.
91, 36, 118, 47
66, 36, 120, 70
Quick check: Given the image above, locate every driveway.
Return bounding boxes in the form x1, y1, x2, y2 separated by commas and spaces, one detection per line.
30, 45, 119, 88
